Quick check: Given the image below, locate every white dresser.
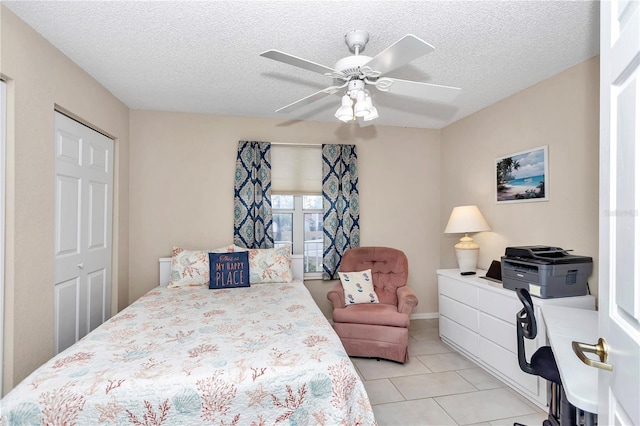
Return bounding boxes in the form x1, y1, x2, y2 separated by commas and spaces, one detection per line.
437, 268, 595, 408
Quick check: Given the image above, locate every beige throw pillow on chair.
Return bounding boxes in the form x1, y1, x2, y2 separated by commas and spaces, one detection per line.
338, 269, 379, 305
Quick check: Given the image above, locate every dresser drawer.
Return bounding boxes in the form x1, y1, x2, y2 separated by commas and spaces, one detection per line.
478, 288, 521, 323
439, 275, 478, 308
479, 312, 542, 358
479, 337, 541, 398
440, 315, 479, 357
440, 294, 479, 332
479, 312, 516, 353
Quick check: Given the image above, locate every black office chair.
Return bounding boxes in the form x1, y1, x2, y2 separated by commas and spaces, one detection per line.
515, 288, 575, 426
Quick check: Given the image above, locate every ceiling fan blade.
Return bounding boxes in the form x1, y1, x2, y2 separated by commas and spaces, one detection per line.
375, 77, 461, 104
260, 50, 335, 76
275, 84, 347, 113
362, 34, 435, 76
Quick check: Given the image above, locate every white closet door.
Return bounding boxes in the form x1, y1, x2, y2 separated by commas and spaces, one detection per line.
54, 112, 113, 354
0, 80, 6, 395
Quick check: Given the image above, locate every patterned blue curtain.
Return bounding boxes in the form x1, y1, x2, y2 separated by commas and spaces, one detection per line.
322, 144, 360, 280
234, 141, 274, 249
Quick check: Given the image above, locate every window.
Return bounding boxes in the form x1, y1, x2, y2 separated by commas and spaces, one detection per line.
272, 194, 322, 278
270, 144, 323, 279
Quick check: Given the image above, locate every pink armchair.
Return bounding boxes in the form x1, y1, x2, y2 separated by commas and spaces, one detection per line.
327, 247, 418, 363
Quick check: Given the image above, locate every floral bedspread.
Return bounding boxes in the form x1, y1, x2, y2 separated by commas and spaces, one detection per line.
0, 282, 376, 425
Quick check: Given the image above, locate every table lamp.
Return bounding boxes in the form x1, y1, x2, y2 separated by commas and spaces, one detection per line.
444, 205, 491, 275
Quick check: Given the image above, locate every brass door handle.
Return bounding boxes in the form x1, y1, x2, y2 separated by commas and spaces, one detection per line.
572, 338, 613, 371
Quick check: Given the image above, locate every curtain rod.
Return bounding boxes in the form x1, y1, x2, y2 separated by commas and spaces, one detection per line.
271, 142, 322, 148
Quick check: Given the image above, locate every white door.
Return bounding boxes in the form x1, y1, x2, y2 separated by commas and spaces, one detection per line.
597, 1, 640, 424
0, 80, 6, 396
54, 112, 113, 354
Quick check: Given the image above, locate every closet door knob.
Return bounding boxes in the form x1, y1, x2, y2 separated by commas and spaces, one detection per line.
77, 262, 84, 269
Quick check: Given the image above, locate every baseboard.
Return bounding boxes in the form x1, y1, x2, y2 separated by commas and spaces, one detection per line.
410, 312, 439, 320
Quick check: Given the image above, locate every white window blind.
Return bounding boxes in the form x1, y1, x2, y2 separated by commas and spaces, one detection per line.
270, 144, 322, 195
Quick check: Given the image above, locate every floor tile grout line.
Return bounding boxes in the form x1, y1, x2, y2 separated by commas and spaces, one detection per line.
388, 377, 407, 403
431, 395, 462, 426
453, 369, 482, 392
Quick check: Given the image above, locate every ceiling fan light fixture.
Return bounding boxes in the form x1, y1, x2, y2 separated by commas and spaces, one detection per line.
336, 110, 354, 122
363, 106, 379, 121
354, 90, 370, 117
335, 94, 354, 122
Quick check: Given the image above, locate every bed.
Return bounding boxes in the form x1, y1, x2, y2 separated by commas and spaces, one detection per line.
0, 250, 375, 425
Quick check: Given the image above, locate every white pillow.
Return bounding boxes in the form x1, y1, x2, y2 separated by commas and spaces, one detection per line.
233, 245, 294, 283
168, 245, 234, 288
339, 269, 379, 305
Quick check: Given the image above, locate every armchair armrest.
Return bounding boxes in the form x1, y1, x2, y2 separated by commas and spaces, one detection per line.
397, 286, 418, 315
327, 281, 346, 309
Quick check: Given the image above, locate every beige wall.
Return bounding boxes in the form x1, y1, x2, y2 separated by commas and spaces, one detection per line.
129, 111, 442, 317
440, 57, 600, 299
0, 6, 130, 392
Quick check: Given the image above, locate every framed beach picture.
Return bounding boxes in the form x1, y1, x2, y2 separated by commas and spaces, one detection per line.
495, 145, 549, 203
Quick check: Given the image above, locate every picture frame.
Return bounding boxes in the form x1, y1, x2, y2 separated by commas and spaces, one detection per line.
495, 145, 549, 204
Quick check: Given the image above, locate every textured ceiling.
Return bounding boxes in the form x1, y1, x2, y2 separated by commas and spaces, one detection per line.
3, 1, 600, 129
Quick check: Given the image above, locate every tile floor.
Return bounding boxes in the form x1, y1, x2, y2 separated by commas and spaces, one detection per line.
350, 318, 550, 426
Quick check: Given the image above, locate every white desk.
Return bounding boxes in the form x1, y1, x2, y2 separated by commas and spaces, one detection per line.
540, 305, 599, 415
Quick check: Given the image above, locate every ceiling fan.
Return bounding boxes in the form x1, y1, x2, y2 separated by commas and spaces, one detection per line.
260, 30, 462, 123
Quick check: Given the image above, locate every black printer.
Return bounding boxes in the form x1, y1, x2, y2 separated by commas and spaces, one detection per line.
501, 246, 592, 298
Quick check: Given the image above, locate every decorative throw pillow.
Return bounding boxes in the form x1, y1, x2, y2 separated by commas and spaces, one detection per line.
168, 245, 234, 288
234, 245, 293, 283
209, 251, 250, 289
339, 269, 379, 305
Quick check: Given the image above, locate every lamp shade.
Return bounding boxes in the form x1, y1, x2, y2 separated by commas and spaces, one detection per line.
444, 205, 491, 234
444, 205, 490, 274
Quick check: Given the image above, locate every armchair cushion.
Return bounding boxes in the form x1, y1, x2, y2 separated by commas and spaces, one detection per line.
332, 304, 409, 328
338, 269, 379, 305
